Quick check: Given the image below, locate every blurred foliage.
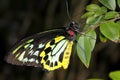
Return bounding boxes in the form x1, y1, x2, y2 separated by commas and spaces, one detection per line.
79, 0, 120, 71
0, 0, 120, 80
109, 70, 120, 80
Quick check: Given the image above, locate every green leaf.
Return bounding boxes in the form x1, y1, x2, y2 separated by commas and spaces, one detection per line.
104, 11, 119, 19
101, 6, 107, 14
100, 21, 120, 43
94, 6, 107, 17
99, 0, 116, 10
99, 33, 107, 43
109, 71, 120, 80
86, 16, 96, 24
82, 12, 95, 18
84, 16, 103, 32
86, 4, 107, 17
77, 30, 96, 67
86, 4, 101, 12
116, 20, 120, 42
117, 0, 120, 8
84, 15, 103, 31
86, 16, 103, 25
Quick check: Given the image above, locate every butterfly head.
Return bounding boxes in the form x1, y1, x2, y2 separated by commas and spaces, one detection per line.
70, 21, 80, 32
65, 21, 80, 40
66, 21, 80, 36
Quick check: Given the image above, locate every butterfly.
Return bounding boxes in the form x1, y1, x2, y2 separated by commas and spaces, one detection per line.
6, 21, 80, 71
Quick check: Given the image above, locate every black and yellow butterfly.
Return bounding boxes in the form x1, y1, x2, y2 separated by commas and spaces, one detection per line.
6, 21, 80, 71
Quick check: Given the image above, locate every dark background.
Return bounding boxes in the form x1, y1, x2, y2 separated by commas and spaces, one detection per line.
0, 0, 120, 80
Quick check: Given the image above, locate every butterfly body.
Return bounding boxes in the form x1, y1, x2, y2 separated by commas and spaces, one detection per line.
6, 21, 80, 71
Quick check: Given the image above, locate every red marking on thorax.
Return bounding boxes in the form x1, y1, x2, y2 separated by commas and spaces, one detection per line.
68, 30, 75, 36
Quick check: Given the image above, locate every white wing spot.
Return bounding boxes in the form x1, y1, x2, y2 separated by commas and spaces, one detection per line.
28, 58, 35, 62
22, 57, 28, 63
22, 58, 38, 63
38, 43, 44, 49
36, 60, 39, 64
29, 50, 34, 55
33, 51, 39, 56
29, 44, 34, 49
47, 40, 68, 65
52, 40, 67, 55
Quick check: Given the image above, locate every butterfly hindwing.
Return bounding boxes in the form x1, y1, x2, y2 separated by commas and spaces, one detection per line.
6, 29, 73, 71
40, 36, 73, 71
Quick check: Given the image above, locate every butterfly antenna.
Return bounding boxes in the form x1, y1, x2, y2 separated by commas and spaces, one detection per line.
65, 0, 72, 21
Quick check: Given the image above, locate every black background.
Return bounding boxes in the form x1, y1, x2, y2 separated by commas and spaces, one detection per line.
0, 0, 120, 80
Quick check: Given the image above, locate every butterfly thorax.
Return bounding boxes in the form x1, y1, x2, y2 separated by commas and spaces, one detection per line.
65, 21, 80, 41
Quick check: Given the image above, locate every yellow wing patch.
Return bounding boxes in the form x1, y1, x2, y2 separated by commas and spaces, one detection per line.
54, 36, 65, 43
62, 41, 73, 69
12, 45, 22, 54
39, 36, 73, 71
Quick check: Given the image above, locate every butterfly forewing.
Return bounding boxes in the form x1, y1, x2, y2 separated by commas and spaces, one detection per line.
6, 29, 73, 71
